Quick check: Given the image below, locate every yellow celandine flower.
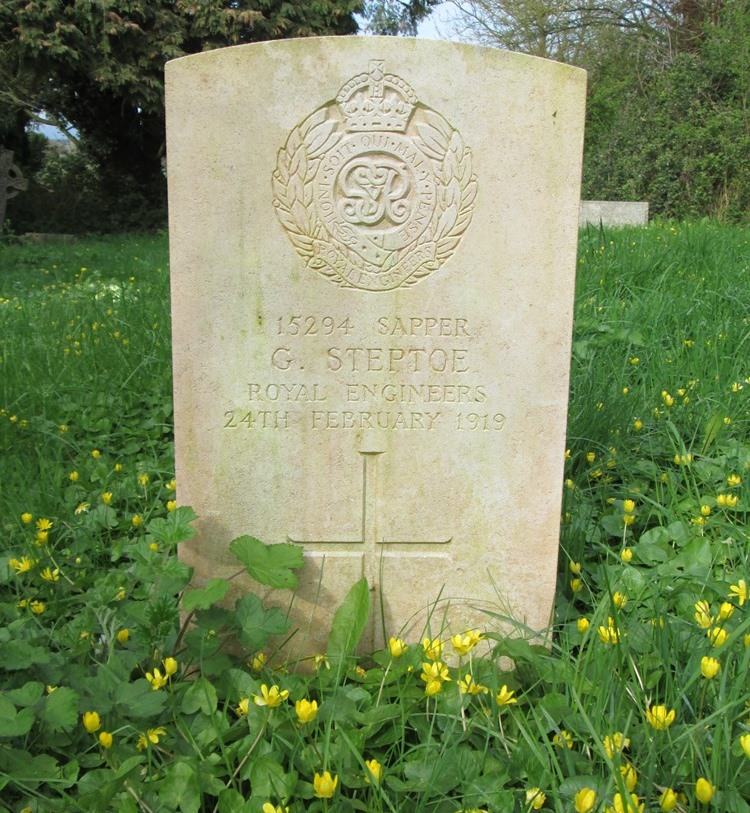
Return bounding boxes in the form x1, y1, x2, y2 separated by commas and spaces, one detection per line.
166, 479, 177, 491
40, 567, 60, 582
700, 504, 711, 517
659, 788, 678, 811
694, 600, 713, 628
620, 763, 637, 792
30, 601, 45, 615
577, 617, 590, 633
9, 556, 37, 574
574, 787, 597, 812
313, 771, 338, 799
250, 652, 267, 671
36, 518, 53, 531
314, 654, 330, 670
389, 637, 407, 657
36, 530, 49, 545
295, 698, 318, 724
261, 804, 289, 813
633, 419, 643, 431
458, 673, 488, 695
598, 618, 621, 645
116, 629, 130, 644
744, 633, 750, 648
101, 492, 113, 505
253, 684, 289, 708
586, 452, 596, 463
740, 733, 750, 759
451, 629, 484, 655
149, 543, 159, 552
569, 561, 582, 575
236, 697, 250, 716
21, 512, 33, 524
727, 473, 741, 486
138, 473, 149, 486
364, 758, 382, 784
622, 499, 636, 513
606, 792, 644, 813
496, 685, 517, 707
613, 592, 627, 609
695, 778, 714, 804
729, 578, 747, 606
708, 627, 728, 647
623, 512, 636, 526
525, 787, 546, 809
422, 636, 444, 661
570, 578, 582, 593
718, 601, 734, 620
75, 502, 90, 515
421, 661, 450, 697
132, 514, 143, 527
136, 727, 167, 751
82, 711, 101, 733
553, 729, 573, 749
646, 705, 675, 730
163, 657, 178, 676
146, 668, 168, 690
621, 548, 633, 563
603, 732, 630, 758
565, 478, 576, 490
98, 731, 113, 749
115, 588, 126, 600
92, 449, 100, 459
69, 471, 79, 482
166, 500, 177, 512
700, 656, 720, 679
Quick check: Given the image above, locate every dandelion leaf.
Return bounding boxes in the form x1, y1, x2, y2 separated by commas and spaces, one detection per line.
229, 535, 303, 589
327, 577, 370, 678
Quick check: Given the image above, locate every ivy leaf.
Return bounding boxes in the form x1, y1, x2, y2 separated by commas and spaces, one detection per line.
41, 686, 80, 733
234, 595, 290, 651
228, 535, 303, 589
182, 578, 228, 612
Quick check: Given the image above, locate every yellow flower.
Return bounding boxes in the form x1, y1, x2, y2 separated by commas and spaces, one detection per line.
569, 561, 582, 575
98, 731, 113, 749
646, 705, 675, 730
36, 518, 53, 531
422, 636, 443, 661
525, 787, 546, 809
253, 684, 289, 708
389, 637, 407, 657
586, 452, 596, 463
695, 778, 714, 804
166, 500, 177, 512
458, 673, 488, 695
740, 733, 750, 759
146, 668, 168, 690
166, 479, 177, 491
727, 473, 741, 486
424, 679, 443, 696
606, 792, 644, 813
629, 356, 639, 365
82, 711, 101, 733
69, 471, 79, 482
9, 556, 36, 574
101, 492, 113, 505
729, 578, 747, 606
620, 763, 637, 792
603, 732, 630, 758
314, 653, 330, 670
598, 618, 620, 645
553, 729, 573, 748
250, 652, 267, 671
694, 600, 713, 628
313, 770, 338, 799
262, 804, 288, 813
236, 697, 250, 716
295, 698, 318, 724
421, 661, 450, 694
364, 758, 382, 784
451, 629, 484, 655
115, 587, 126, 600
495, 685, 517, 707
700, 656, 720, 679
149, 542, 159, 552
116, 628, 130, 644
574, 787, 597, 812
30, 600, 45, 615
577, 617, 590, 633
131, 514, 143, 528
40, 567, 60, 582
75, 502, 90, 515
613, 591, 627, 609
621, 548, 633, 563
708, 626, 727, 647
136, 727, 167, 750
570, 578, 582, 593
633, 419, 643, 431
163, 657, 178, 676
622, 500, 636, 513
700, 504, 711, 517
36, 530, 49, 544
659, 788, 677, 811
21, 512, 33, 524
138, 473, 150, 486
92, 449, 100, 459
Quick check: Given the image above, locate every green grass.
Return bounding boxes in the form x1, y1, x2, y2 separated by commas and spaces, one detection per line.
0, 222, 749, 813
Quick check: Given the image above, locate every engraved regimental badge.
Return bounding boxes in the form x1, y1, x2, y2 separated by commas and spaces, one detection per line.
273, 60, 477, 291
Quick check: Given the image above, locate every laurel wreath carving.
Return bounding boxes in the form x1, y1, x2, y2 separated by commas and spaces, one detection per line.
272, 104, 477, 290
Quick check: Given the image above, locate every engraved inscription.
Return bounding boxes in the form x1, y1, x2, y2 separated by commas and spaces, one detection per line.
272, 60, 477, 291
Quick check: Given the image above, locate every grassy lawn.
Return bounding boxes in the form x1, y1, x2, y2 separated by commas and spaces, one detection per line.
0, 222, 749, 812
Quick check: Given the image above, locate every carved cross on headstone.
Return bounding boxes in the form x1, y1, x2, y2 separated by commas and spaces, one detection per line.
288, 443, 452, 585
0, 148, 29, 229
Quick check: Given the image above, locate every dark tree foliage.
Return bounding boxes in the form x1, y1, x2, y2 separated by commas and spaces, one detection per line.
362, 0, 441, 35
0, 0, 363, 230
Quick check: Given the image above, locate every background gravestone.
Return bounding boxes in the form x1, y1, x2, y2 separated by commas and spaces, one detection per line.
166, 37, 586, 659
0, 148, 29, 230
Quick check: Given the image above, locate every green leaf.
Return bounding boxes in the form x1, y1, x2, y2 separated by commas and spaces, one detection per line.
250, 757, 295, 799
0, 640, 51, 670
234, 595, 291, 651
41, 686, 80, 733
147, 506, 198, 546
327, 577, 370, 678
0, 696, 35, 737
183, 578, 229, 612
182, 677, 218, 715
115, 679, 168, 718
159, 761, 201, 813
228, 535, 303, 589
4, 681, 44, 707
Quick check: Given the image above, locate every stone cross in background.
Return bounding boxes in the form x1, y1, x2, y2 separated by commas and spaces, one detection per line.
0, 148, 28, 229
166, 38, 586, 660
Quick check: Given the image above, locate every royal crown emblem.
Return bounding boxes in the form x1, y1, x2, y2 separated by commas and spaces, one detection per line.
272, 60, 477, 291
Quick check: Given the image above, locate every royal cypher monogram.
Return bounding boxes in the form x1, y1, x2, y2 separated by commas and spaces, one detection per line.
272, 60, 477, 291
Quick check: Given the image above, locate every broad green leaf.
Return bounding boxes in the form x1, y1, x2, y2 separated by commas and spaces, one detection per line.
159, 761, 201, 813
229, 535, 303, 589
182, 578, 229, 612
115, 679, 167, 718
250, 756, 295, 799
327, 577, 370, 678
182, 677, 218, 715
0, 697, 34, 737
41, 686, 80, 732
0, 640, 51, 670
5, 681, 44, 707
147, 506, 198, 546
234, 594, 291, 651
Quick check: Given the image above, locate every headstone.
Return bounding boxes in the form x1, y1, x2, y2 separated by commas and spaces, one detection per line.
166, 38, 586, 659
579, 200, 648, 228
0, 148, 29, 229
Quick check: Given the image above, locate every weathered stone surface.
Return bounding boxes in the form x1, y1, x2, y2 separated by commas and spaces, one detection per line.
580, 200, 649, 227
166, 37, 586, 661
